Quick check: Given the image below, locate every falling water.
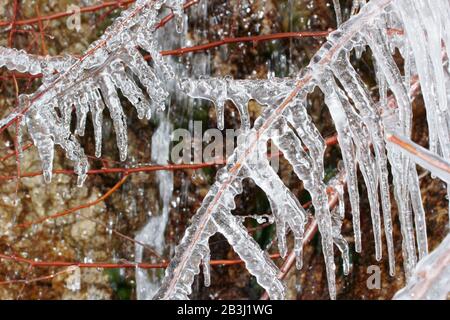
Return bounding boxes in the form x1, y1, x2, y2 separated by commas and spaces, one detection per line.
135, 115, 174, 300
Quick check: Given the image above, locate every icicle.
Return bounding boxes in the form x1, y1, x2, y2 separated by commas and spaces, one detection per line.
329, 171, 351, 276
409, 167, 428, 259
26, 103, 88, 186
98, 74, 128, 161
26, 108, 55, 184
213, 208, 286, 299
108, 60, 152, 119
270, 113, 335, 290
337, 84, 383, 261
75, 91, 89, 137
154, 209, 218, 299
122, 45, 168, 114
316, 73, 363, 256
245, 137, 308, 266
331, 49, 395, 272
284, 98, 326, 177
201, 247, 211, 287
394, 1, 450, 159
333, 0, 343, 26
180, 78, 297, 131
180, 77, 228, 130
366, 18, 419, 276
88, 87, 105, 158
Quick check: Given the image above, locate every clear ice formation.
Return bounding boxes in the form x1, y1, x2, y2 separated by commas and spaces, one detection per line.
1, 0, 450, 300
156, 0, 450, 300
180, 77, 297, 130
333, 0, 367, 26
394, 234, 450, 300
0, 47, 73, 78
0, 0, 184, 186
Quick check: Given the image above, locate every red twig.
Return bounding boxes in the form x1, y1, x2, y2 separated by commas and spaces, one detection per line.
17, 174, 129, 228
0, 160, 225, 181
0, 265, 77, 286
386, 133, 450, 182
34, 4, 48, 56
0, 0, 136, 27
0, 252, 281, 272
159, 31, 331, 57
0, 134, 338, 181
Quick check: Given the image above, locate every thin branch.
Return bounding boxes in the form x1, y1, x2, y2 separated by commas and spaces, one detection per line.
160, 31, 331, 56
0, 134, 338, 181
0, 30, 331, 81
17, 174, 129, 228
0, 0, 136, 27
386, 133, 450, 183
0, 251, 282, 287
0, 161, 225, 181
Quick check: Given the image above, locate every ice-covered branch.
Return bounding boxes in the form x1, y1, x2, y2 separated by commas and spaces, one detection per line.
386, 133, 450, 184
156, 0, 396, 300
158, 0, 450, 300
394, 234, 450, 300
0, 0, 187, 186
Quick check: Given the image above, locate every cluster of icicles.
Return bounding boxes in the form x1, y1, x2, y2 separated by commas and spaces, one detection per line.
0, 0, 449, 300
0, 0, 185, 186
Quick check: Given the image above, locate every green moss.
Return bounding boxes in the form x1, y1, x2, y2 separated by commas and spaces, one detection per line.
105, 269, 133, 300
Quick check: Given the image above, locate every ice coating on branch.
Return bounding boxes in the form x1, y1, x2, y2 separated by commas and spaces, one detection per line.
158, 0, 411, 300
245, 135, 308, 267
268, 111, 335, 295
24, 97, 88, 186
155, 143, 286, 300
394, 234, 450, 300
0, 0, 178, 184
316, 71, 383, 262
0, 46, 73, 79
135, 116, 174, 300
393, 0, 450, 228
